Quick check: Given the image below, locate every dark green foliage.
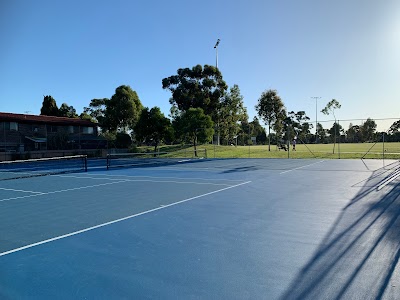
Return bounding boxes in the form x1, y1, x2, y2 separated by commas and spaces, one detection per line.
135, 107, 172, 152
255, 89, 286, 150
250, 117, 267, 145
173, 108, 214, 154
40, 95, 59, 116
389, 120, 400, 134
115, 132, 132, 148
287, 111, 312, 143
83, 98, 108, 126
79, 112, 94, 121
59, 103, 78, 118
106, 85, 143, 131
219, 84, 248, 145
83, 86, 142, 132
360, 118, 377, 142
162, 64, 228, 120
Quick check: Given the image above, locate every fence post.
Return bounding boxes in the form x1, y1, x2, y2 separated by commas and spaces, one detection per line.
382, 132, 385, 161
338, 119, 340, 159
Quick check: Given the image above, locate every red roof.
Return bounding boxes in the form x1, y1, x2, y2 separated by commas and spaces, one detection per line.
0, 112, 96, 126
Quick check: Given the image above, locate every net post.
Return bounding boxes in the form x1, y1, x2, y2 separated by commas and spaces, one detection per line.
106, 154, 110, 170
205, 148, 207, 158
84, 155, 88, 172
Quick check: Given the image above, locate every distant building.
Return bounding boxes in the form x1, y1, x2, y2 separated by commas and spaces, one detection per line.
0, 112, 106, 152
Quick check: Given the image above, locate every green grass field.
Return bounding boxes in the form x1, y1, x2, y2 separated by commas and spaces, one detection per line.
150, 142, 400, 160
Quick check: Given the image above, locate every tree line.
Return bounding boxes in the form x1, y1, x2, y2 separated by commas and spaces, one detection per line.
39, 64, 400, 152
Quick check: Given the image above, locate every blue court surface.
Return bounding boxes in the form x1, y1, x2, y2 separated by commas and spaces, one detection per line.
1, 158, 400, 299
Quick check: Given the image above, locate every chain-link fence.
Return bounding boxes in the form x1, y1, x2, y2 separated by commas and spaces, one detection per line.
1, 117, 399, 161
201, 117, 400, 160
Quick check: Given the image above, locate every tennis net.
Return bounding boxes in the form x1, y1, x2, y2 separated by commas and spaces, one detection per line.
0, 155, 88, 181
106, 149, 207, 170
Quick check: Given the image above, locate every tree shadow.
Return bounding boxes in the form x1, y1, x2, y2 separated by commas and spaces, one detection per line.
221, 166, 259, 174
280, 161, 400, 299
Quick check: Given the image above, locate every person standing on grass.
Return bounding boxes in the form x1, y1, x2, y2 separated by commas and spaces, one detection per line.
292, 137, 297, 151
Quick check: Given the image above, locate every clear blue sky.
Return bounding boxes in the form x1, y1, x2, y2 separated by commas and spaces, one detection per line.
1, 0, 399, 131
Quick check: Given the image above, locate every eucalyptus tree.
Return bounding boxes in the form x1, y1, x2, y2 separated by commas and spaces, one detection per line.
255, 89, 286, 151
172, 108, 214, 156
162, 64, 228, 119
135, 107, 172, 152
219, 84, 248, 145
321, 99, 341, 153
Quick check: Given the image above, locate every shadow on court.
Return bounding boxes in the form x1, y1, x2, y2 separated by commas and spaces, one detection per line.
280, 162, 400, 299
221, 166, 259, 174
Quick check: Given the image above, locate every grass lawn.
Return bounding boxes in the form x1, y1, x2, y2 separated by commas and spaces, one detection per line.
150, 142, 400, 160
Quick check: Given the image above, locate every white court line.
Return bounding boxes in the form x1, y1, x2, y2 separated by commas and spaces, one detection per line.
55, 174, 231, 186
377, 169, 400, 191
0, 181, 129, 203
280, 160, 325, 174
57, 173, 244, 183
0, 187, 44, 194
0, 178, 233, 203
0, 180, 252, 257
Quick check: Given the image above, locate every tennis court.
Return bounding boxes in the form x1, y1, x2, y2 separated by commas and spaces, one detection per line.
0, 156, 399, 299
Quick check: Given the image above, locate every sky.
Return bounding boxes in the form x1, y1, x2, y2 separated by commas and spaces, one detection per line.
1, 0, 399, 131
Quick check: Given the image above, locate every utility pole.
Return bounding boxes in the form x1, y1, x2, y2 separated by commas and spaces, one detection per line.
311, 97, 321, 143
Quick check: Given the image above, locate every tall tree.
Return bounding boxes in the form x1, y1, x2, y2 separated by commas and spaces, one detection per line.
79, 112, 94, 122
59, 103, 78, 118
105, 85, 143, 132
40, 95, 59, 116
288, 111, 312, 143
135, 107, 172, 152
219, 84, 248, 145
328, 122, 343, 143
316, 123, 327, 143
388, 120, 400, 135
255, 89, 286, 151
361, 118, 377, 142
173, 108, 214, 156
162, 64, 228, 120
83, 98, 109, 126
346, 123, 361, 143
321, 99, 341, 153
250, 117, 266, 145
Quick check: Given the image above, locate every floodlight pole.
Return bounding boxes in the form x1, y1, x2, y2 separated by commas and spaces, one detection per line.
214, 38, 221, 146
214, 39, 220, 69
311, 97, 321, 143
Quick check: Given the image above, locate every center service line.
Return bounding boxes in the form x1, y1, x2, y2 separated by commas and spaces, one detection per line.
0, 181, 252, 257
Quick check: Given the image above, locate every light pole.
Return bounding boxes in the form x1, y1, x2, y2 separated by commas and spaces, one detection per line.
214, 38, 220, 69
311, 96, 321, 143
214, 38, 220, 146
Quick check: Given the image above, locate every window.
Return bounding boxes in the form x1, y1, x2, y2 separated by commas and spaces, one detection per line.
82, 127, 94, 134
47, 125, 58, 133
10, 122, 18, 131
0, 122, 18, 131
68, 126, 80, 134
